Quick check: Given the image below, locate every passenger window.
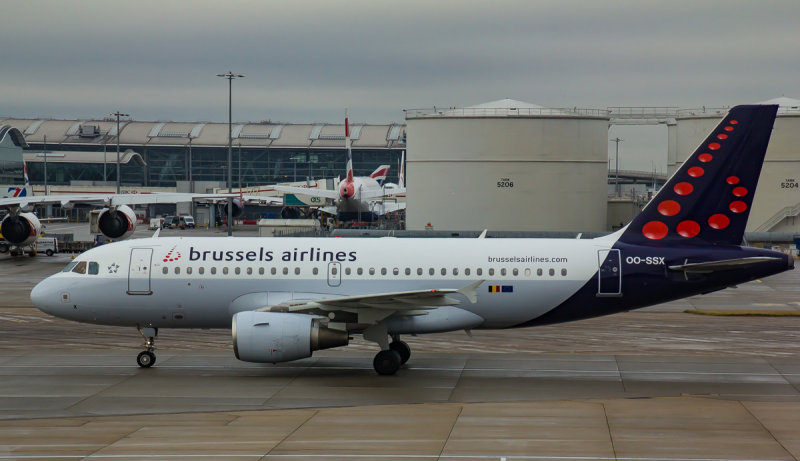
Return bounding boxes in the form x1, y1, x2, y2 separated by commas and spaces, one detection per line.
210, 267, 216, 275
187, 267, 193, 275
223, 267, 229, 275
501, 268, 507, 276
174, 267, 180, 275
524, 268, 531, 277
405, 268, 411, 276
162, 267, 168, 275
246, 267, 251, 275
259, 267, 264, 275
271, 267, 277, 275
381, 268, 387, 276
313, 267, 319, 275
477, 268, 483, 276
199, 267, 205, 275
465, 268, 470, 276
331, 267, 337, 275
295, 267, 300, 275
235, 267, 241, 275
513, 268, 518, 276
393, 268, 400, 276
417, 268, 423, 276
537, 268, 543, 276
282, 267, 288, 275
441, 268, 447, 276
345, 268, 351, 275
72, 261, 87, 274
88, 262, 99, 275
488, 268, 495, 276
369, 268, 375, 275
453, 268, 459, 276
429, 268, 434, 276
561, 268, 567, 276
357, 267, 363, 275
549, 268, 555, 276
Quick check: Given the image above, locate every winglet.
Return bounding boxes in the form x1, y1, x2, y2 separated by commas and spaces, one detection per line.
478, 229, 488, 239
152, 228, 161, 238
458, 279, 484, 304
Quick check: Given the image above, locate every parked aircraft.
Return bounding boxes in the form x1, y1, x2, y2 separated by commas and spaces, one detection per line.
274, 114, 406, 220
30, 105, 791, 375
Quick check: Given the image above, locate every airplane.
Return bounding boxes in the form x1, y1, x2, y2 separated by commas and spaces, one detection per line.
274, 113, 406, 220
30, 105, 792, 376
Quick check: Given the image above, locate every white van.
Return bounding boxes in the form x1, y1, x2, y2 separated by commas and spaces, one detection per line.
35, 237, 59, 256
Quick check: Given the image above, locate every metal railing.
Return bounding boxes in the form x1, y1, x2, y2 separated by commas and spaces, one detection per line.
404, 107, 609, 119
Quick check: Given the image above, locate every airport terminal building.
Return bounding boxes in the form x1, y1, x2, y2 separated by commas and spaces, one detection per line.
0, 117, 407, 189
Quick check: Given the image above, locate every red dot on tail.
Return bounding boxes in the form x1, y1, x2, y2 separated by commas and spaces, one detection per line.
699, 153, 713, 163
732, 186, 748, 197
717, 134, 728, 140
688, 167, 704, 178
729, 201, 747, 213
642, 221, 668, 240
163, 259, 168, 262
726, 176, 740, 185
708, 214, 730, 229
724, 126, 734, 132
729, 120, 738, 125
674, 182, 694, 195
658, 200, 680, 216
676, 220, 700, 238
708, 142, 721, 150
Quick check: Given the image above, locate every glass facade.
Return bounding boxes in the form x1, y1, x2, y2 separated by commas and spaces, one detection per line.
24, 144, 405, 188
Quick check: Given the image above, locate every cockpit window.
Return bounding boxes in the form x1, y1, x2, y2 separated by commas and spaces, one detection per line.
71, 261, 87, 274
88, 262, 99, 275
62, 261, 78, 273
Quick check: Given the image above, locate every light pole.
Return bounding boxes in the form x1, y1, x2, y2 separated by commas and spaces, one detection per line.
611, 137, 623, 198
42, 134, 47, 196
110, 111, 129, 194
217, 71, 244, 237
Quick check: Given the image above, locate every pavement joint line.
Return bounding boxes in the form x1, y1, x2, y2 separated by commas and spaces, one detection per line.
0, 455, 795, 460
740, 401, 799, 461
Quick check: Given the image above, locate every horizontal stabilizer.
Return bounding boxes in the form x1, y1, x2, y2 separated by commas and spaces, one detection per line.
668, 257, 783, 273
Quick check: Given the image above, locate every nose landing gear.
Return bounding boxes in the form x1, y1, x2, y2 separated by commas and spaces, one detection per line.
136, 326, 158, 368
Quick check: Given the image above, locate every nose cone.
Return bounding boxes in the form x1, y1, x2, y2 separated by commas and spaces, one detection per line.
31, 277, 57, 315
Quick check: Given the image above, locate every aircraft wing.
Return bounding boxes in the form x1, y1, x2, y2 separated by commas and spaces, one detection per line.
359, 187, 406, 200
259, 280, 483, 316
273, 185, 340, 200
371, 201, 406, 215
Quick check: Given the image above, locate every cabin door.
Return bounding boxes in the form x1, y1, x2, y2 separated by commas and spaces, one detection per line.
128, 248, 153, 295
327, 262, 342, 287
597, 249, 622, 297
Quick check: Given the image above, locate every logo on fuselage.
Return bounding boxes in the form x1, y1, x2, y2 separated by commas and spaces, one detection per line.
163, 246, 182, 263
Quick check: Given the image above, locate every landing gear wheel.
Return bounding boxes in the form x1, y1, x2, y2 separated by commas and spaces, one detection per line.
389, 340, 411, 365
137, 351, 156, 368
373, 349, 402, 375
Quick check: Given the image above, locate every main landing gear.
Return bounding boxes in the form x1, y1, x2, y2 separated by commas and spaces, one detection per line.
136, 326, 158, 368
369, 330, 412, 376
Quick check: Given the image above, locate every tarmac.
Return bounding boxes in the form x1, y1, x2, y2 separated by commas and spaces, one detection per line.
1, 225, 800, 460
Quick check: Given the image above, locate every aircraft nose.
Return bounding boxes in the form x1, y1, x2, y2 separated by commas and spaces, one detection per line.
31, 278, 58, 315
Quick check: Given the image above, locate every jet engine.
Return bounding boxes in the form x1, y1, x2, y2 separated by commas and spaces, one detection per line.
0, 212, 41, 246
96, 205, 136, 240
223, 198, 244, 218
232, 311, 349, 363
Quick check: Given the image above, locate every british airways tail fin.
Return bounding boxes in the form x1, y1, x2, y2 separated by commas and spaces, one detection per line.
344, 110, 354, 183
619, 104, 779, 246
369, 165, 390, 186
399, 150, 405, 188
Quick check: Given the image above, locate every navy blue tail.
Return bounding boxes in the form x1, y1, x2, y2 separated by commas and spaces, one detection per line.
619, 105, 779, 246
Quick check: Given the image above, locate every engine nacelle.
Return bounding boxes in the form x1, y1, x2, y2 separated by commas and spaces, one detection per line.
223, 198, 244, 218
0, 212, 41, 246
97, 205, 136, 240
232, 311, 349, 363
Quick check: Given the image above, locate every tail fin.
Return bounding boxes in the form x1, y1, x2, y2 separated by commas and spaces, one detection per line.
369, 165, 390, 186
619, 104, 779, 246
399, 150, 405, 188
344, 110, 354, 183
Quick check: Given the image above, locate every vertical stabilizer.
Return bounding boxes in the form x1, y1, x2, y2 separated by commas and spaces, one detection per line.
619, 105, 778, 246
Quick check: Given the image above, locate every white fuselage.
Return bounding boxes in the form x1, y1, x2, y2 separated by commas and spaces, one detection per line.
31, 235, 614, 331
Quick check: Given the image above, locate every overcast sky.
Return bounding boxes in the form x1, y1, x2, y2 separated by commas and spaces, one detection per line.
1, 0, 797, 171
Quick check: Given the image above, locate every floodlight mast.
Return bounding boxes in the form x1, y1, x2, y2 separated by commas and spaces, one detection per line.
216, 72, 244, 236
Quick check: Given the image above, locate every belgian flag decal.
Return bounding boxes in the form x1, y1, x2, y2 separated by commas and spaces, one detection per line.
489, 285, 513, 293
